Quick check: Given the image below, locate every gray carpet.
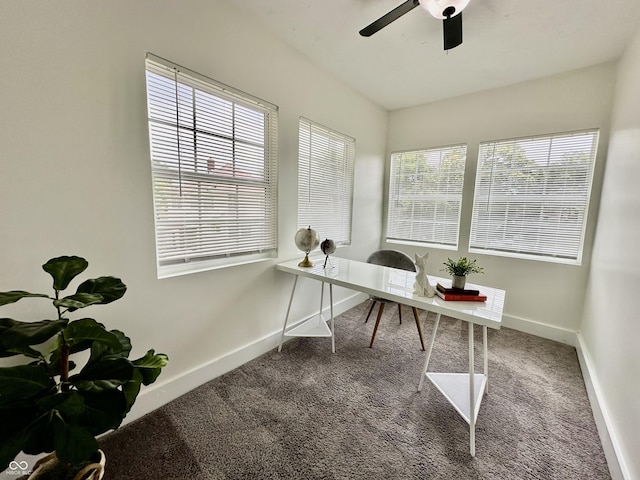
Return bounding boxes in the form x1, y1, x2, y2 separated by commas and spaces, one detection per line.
99, 302, 611, 479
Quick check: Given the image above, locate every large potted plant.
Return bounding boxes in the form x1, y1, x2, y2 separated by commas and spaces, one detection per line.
442, 256, 484, 289
0, 256, 168, 479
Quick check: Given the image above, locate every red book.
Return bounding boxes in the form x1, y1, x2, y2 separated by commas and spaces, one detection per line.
435, 290, 486, 302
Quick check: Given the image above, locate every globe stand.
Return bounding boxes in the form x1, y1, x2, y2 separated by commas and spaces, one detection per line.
298, 252, 314, 268
295, 226, 320, 268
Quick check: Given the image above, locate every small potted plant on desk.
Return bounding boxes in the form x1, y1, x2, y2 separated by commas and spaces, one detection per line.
0, 255, 168, 480
442, 257, 484, 290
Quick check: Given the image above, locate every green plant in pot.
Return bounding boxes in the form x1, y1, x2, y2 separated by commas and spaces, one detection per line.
442, 257, 484, 290
0, 256, 168, 480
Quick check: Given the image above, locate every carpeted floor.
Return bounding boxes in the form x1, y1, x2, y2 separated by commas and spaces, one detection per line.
100, 302, 611, 479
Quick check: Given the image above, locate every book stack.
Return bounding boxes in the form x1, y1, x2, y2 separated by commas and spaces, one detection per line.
435, 282, 487, 302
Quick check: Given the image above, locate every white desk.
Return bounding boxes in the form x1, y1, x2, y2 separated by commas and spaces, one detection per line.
276, 257, 505, 456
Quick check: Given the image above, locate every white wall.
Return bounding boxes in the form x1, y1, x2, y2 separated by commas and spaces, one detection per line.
579, 27, 640, 480
0, 1, 386, 417
386, 64, 616, 335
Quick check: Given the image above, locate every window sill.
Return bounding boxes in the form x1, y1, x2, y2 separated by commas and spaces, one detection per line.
156, 252, 277, 279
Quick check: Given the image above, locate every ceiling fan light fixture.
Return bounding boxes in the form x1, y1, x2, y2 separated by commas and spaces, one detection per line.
418, 0, 470, 19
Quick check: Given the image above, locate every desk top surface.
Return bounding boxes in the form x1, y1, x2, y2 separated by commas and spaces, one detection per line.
276, 257, 505, 329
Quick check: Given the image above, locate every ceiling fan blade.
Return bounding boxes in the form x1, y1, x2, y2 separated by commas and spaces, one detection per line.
359, 0, 420, 37
443, 12, 463, 50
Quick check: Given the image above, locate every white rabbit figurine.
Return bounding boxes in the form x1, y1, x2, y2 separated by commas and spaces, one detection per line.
413, 252, 436, 297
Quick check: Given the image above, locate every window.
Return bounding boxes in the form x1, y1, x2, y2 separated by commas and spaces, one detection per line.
469, 129, 599, 263
297, 118, 355, 245
386, 145, 467, 248
145, 54, 278, 278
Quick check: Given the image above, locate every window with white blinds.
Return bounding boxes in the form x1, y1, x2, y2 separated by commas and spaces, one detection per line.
469, 129, 599, 263
386, 145, 466, 248
297, 118, 355, 245
145, 54, 278, 277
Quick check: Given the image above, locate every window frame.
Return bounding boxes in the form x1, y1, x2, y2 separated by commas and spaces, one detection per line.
468, 129, 599, 265
145, 53, 279, 278
385, 144, 467, 250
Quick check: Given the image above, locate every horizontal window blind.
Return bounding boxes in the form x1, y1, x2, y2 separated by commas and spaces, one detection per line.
469, 129, 598, 263
298, 118, 355, 245
145, 54, 278, 276
386, 145, 466, 247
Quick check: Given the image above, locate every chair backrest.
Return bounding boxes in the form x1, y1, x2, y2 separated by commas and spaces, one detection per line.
366, 249, 416, 273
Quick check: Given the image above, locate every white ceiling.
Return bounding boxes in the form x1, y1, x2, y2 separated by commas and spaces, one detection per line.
228, 0, 640, 110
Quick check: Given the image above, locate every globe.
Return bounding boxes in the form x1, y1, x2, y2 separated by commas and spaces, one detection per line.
295, 226, 320, 267
320, 238, 336, 268
320, 238, 336, 256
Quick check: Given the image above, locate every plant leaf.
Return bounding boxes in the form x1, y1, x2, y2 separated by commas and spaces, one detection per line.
54, 293, 104, 310
0, 412, 47, 472
63, 319, 122, 351
0, 344, 41, 358
0, 291, 49, 307
53, 420, 98, 465
36, 391, 85, 418
0, 318, 18, 334
76, 276, 127, 304
88, 329, 132, 364
0, 319, 43, 358
0, 319, 68, 351
122, 369, 143, 413
0, 365, 55, 407
70, 356, 134, 393
132, 349, 168, 386
0, 430, 28, 473
42, 256, 88, 292
80, 390, 127, 435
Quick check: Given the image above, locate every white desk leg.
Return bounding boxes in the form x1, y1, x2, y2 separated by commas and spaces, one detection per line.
318, 281, 325, 320
329, 283, 335, 353
418, 313, 441, 391
469, 322, 476, 457
278, 276, 298, 352
483, 325, 488, 395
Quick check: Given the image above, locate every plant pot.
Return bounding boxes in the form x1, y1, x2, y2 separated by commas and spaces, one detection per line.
452, 275, 466, 290
27, 450, 105, 480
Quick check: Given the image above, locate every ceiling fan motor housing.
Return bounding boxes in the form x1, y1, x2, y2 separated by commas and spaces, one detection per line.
418, 0, 470, 19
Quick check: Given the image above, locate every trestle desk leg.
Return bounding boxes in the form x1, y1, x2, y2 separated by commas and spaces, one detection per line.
469, 322, 476, 457
278, 276, 298, 352
318, 281, 325, 323
329, 284, 335, 353
418, 312, 441, 391
483, 325, 488, 395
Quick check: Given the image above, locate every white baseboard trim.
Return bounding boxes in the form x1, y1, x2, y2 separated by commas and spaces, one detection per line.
125, 291, 368, 425
501, 314, 578, 346
575, 334, 630, 480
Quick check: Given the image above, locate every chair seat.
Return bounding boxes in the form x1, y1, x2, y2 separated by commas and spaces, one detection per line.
369, 295, 392, 303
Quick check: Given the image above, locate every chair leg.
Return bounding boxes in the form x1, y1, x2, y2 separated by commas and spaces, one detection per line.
397, 303, 402, 324
369, 302, 385, 348
364, 300, 377, 323
413, 307, 425, 351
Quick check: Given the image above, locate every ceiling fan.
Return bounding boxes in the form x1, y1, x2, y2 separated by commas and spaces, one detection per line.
359, 0, 470, 50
